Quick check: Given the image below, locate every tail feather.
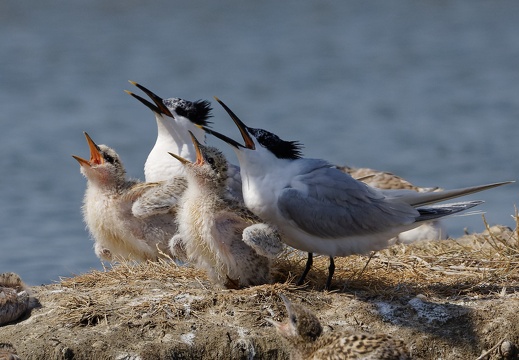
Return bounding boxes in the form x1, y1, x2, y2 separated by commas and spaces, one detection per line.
416, 200, 484, 222
385, 181, 513, 207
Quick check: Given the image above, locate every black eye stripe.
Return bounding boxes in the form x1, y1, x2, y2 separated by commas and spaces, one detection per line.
103, 153, 117, 164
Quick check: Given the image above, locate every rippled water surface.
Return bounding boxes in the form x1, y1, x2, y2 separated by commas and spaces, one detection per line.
1, 0, 518, 285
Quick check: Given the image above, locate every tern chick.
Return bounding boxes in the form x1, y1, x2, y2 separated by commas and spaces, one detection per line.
73, 132, 186, 262
0, 273, 29, 326
267, 294, 410, 359
204, 98, 512, 289
125, 82, 242, 201
341, 166, 447, 244
169, 132, 283, 288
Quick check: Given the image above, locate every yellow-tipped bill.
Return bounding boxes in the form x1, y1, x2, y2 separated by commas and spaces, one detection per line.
214, 97, 255, 150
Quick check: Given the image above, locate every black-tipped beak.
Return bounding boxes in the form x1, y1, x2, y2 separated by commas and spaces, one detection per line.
128, 81, 173, 117
125, 90, 162, 115
201, 126, 244, 149
214, 97, 255, 150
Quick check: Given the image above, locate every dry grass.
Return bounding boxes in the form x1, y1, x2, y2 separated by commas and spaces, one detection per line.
275, 213, 519, 299
53, 214, 519, 328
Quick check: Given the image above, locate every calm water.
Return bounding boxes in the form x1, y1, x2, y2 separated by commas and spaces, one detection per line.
1, 0, 518, 285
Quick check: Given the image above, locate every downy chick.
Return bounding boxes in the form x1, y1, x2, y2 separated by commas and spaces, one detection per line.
73, 132, 186, 262
169, 132, 282, 288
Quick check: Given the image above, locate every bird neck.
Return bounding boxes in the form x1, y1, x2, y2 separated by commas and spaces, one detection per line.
156, 116, 206, 155
235, 149, 293, 217
185, 169, 226, 198
145, 117, 207, 182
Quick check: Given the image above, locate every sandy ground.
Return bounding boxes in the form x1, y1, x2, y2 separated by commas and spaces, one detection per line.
1, 222, 518, 359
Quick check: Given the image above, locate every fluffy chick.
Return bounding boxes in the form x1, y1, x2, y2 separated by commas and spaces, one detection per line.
73, 132, 186, 262
170, 132, 282, 288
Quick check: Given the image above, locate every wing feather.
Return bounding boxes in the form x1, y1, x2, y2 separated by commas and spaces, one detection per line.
131, 177, 187, 218
277, 164, 419, 238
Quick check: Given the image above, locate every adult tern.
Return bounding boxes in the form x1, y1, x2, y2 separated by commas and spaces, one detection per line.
125, 82, 242, 200
203, 98, 512, 289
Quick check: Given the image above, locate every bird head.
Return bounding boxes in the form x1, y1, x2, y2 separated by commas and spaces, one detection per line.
266, 294, 322, 343
169, 131, 228, 187
72, 132, 126, 186
203, 97, 303, 160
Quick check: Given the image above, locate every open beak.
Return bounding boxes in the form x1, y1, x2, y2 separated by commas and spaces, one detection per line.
188, 131, 204, 166
72, 155, 89, 167
265, 294, 293, 335
201, 126, 244, 149
72, 132, 103, 167
214, 97, 255, 150
168, 152, 190, 165
125, 90, 162, 115
127, 81, 173, 117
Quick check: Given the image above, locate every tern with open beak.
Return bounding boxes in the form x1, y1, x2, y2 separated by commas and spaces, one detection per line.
203, 98, 512, 289
125, 82, 242, 201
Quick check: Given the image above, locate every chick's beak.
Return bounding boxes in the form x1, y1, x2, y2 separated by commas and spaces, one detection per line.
84, 132, 104, 165
72, 132, 103, 167
188, 131, 205, 166
72, 155, 90, 167
168, 152, 190, 165
214, 97, 255, 150
128, 81, 173, 117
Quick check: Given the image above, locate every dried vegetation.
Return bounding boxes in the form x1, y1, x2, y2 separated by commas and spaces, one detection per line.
1, 214, 519, 359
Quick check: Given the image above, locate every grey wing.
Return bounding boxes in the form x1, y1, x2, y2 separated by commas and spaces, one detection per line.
132, 177, 187, 218
277, 166, 419, 238
225, 163, 244, 202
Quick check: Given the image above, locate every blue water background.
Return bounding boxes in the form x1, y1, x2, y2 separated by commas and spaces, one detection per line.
1, 0, 518, 285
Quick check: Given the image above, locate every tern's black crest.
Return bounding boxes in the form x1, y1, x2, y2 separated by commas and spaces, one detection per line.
249, 128, 303, 160
162, 98, 213, 126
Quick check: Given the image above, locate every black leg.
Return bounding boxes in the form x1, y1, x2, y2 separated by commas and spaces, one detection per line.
296, 252, 313, 285
325, 256, 335, 291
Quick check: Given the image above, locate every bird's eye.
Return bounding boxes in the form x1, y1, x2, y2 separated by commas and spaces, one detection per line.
290, 314, 297, 324
207, 157, 215, 166
104, 154, 115, 164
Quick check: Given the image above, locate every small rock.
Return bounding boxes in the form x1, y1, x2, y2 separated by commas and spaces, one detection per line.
500, 340, 517, 359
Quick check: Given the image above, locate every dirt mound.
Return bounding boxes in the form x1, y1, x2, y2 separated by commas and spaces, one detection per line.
1, 218, 518, 359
